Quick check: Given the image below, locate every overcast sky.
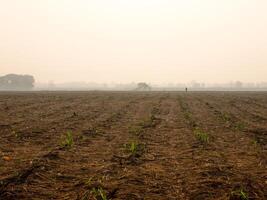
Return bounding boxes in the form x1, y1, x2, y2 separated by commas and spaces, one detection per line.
0, 0, 266, 84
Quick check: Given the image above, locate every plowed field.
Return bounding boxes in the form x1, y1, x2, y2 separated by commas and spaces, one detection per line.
0, 92, 266, 199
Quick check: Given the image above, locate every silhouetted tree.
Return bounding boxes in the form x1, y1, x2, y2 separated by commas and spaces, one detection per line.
136, 82, 151, 91
0, 74, 35, 90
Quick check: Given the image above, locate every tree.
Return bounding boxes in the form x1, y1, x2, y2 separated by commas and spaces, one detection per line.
136, 82, 151, 91
0, 74, 35, 90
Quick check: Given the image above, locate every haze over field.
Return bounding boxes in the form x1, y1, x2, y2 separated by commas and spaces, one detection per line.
0, 0, 267, 84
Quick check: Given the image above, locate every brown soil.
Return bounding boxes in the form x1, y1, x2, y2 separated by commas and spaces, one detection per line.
0, 91, 266, 200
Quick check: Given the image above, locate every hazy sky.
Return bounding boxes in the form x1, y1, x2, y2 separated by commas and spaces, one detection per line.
0, 0, 267, 83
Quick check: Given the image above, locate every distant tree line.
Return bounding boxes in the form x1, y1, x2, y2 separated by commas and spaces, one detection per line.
135, 82, 151, 91
0, 74, 35, 90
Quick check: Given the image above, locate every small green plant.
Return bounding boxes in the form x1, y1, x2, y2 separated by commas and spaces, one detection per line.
129, 141, 138, 155
235, 122, 245, 131
184, 111, 191, 120
231, 188, 249, 200
252, 139, 258, 146
61, 131, 74, 148
91, 187, 107, 200
222, 113, 231, 122
84, 177, 93, 186
194, 129, 209, 143
84, 175, 108, 187
124, 141, 143, 156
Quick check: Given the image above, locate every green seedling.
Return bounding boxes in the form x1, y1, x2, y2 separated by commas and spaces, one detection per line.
252, 139, 258, 146
184, 111, 192, 120
61, 131, 74, 148
84, 177, 93, 186
239, 189, 249, 200
85, 175, 108, 187
129, 141, 138, 155
124, 141, 143, 156
235, 122, 245, 131
222, 113, 231, 122
91, 187, 107, 200
194, 129, 209, 143
231, 188, 249, 200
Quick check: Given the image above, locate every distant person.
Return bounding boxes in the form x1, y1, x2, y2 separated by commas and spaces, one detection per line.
185, 87, 188, 92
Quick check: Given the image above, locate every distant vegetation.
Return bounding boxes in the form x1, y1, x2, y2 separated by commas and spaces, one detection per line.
0, 74, 35, 90
135, 82, 151, 91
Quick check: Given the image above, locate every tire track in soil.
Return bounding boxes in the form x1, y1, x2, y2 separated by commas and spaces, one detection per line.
229, 97, 267, 121
197, 94, 267, 192
205, 93, 267, 126
182, 93, 266, 199
54, 93, 161, 200
201, 94, 267, 152
0, 93, 127, 184
131, 93, 193, 200
239, 93, 267, 108
0, 93, 158, 199
74, 92, 185, 200
0, 94, 69, 127
104, 94, 169, 200
76, 93, 164, 200
0, 93, 111, 132
177, 93, 234, 200
0, 93, 136, 199
104, 93, 196, 200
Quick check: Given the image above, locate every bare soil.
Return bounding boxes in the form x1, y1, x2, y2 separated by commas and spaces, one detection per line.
0, 91, 266, 200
